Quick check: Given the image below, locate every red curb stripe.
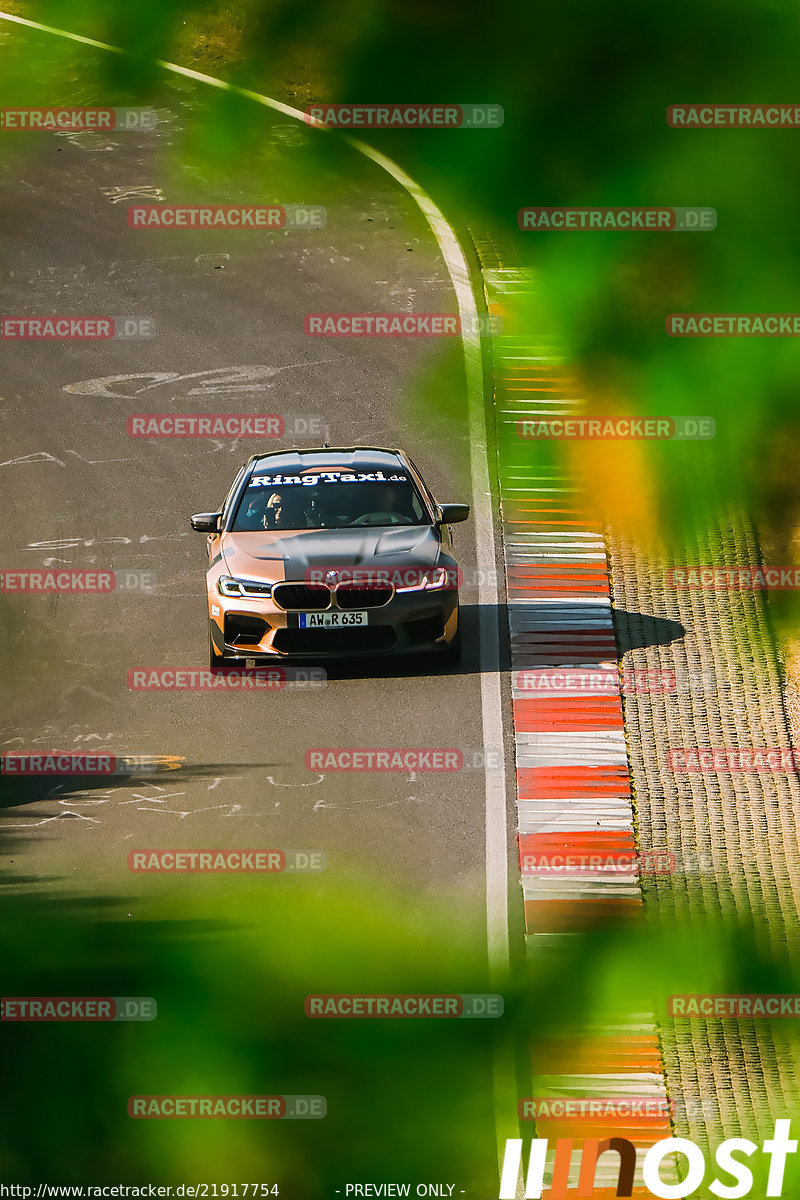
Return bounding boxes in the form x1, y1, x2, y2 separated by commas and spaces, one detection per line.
518, 768, 632, 800
534, 1121, 673, 1140
508, 584, 611, 591
514, 699, 624, 712
520, 832, 637, 854
534, 1038, 664, 1073
515, 712, 624, 733
507, 566, 609, 574
514, 700, 623, 714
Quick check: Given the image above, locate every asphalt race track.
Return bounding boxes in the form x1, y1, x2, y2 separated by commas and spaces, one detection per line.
0, 19, 533, 1196
0, 42, 514, 922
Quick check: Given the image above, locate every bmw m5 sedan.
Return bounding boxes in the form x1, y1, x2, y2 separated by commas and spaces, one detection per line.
190, 446, 469, 666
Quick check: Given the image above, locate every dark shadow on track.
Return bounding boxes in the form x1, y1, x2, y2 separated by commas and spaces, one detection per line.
611, 608, 687, 652
0, 761, 279, 812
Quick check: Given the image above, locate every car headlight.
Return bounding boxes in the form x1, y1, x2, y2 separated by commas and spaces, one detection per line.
217, 575, 272, 598
218, 575, 244, 596
395, 567, 453, 593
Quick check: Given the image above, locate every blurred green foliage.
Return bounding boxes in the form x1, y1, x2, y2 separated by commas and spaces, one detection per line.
8, 0, 800, 549
4, 2, 800, 1191
3, 872, 800, 1191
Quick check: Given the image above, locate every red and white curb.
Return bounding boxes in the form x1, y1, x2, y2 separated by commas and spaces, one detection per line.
485, 269, 675, 1190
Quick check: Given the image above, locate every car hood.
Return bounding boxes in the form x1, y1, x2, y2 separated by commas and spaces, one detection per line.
220, 525, 442, 582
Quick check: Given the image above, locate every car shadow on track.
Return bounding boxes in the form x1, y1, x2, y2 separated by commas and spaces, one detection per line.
0, 762, 283, 890
611, 609, 687, 651
0, 762, 275, 812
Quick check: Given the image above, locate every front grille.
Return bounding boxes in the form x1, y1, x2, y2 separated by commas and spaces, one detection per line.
272, 582, 331, 611
273, 627, 397, 654
335, 585, 393, 610
225, 613, 270, 646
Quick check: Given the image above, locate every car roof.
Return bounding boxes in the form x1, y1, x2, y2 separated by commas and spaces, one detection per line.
248, 447, 408, 475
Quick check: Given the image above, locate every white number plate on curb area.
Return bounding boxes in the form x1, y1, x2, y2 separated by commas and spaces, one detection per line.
299, 611, 368, 628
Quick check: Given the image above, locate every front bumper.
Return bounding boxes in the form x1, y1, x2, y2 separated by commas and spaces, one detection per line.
209, 585, 459, 659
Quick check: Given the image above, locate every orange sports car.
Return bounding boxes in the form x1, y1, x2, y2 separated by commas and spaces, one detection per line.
190, 446, 469, 666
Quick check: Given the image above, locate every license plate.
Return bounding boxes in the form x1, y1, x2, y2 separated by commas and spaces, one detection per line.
298, 611, 369, 628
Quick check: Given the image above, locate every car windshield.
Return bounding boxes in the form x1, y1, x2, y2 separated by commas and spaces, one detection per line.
230, 469, 430, 532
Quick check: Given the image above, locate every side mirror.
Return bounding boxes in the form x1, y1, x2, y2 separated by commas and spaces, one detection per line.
190, 512, 222, 533
437, 503, 470, 525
